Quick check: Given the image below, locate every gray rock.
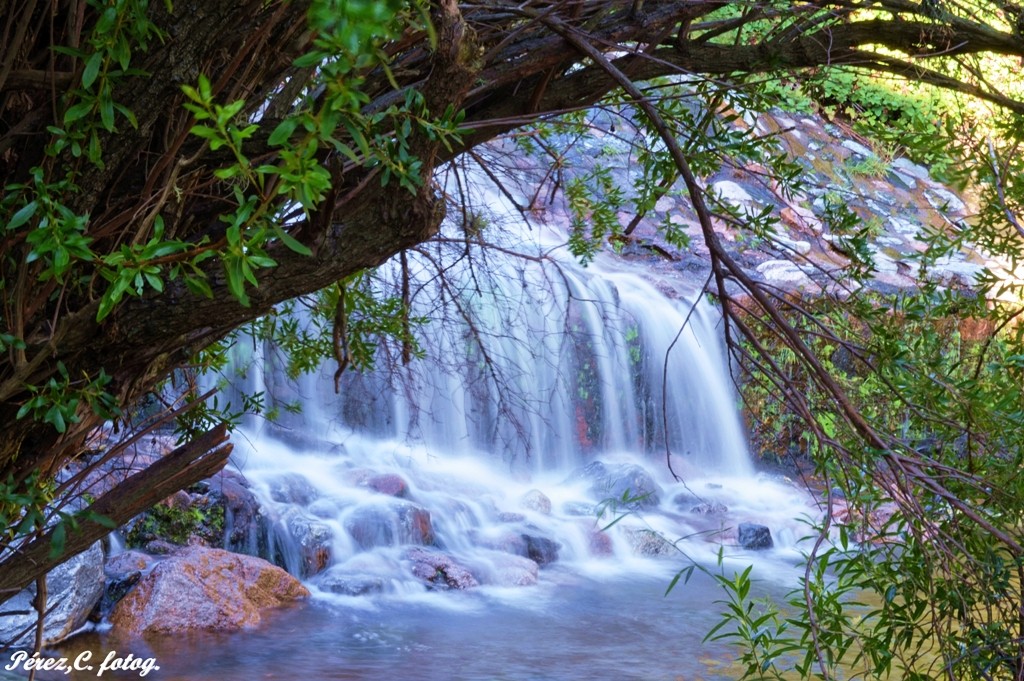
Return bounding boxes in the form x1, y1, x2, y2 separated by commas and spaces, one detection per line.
892, 157, 931, 181
623, 528, 676, 557
738, 523, 774, 550
841, 139, 876, 158
0, 541, 105, 646
711, 180, 753, 204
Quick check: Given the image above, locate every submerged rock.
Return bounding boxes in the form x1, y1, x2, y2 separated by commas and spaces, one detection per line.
109, 547, 308, 637
691, 502, 729, 515
345, 500, 434, 550
520, 534, 561, 566
569, 461, 662, 509
518, 489, 552, 515
484, 554, 540, 587
405, 547, 479, 590
204, 469, 268, 554
0, 541, 105, 646
364, 473, 409, 498
315, 567, 386, 596
280, 508, 334, 577
268, 473, 319, 505
623, 528, 676, 557
105, 549, 153, 576
737, 523, 774, 550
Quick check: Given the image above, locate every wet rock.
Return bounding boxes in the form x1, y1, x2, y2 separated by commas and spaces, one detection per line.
738, 523, 774, 550
497, 511, 526, 523
268, 473, 318, 505
163, 490, 192, 510
563, 501, 594, 517
345, 500, 434, 550
672, 492, 700, 508
472, 529, 528, 555
0, 542, 105, 646
205, 469, 268, 554
315, 568, 386, 596
280, 508, 334, 577
109, 547, 308, 637
520, 534, 560, 566
691, 502, 729, 515
405, 547, 479, 590
105, 550, 153, 576
144, 540, 179, 555
585, 525, 614, 556
569, 461, 662, 509
623, 528, 676, 557
93, 571, 142, 620
485, 554, 540, 587
363, 473, 409, 498
518, 489, 552, 515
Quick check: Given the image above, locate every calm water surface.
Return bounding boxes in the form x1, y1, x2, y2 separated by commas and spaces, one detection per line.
28, 565, 788, 681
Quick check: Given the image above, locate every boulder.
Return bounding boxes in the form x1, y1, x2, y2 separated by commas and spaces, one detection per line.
0, 541, 105, 646
405, 547, 479, 590
569, 461, 662, 509
109, 547, 308, 637
737, 523, 774, 550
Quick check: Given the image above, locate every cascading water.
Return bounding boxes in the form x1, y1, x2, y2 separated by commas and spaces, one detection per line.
214, 200, 814, 603
52, 183, 823, 681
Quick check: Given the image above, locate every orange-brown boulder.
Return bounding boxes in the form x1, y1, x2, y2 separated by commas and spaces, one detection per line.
109, 547, 308, 637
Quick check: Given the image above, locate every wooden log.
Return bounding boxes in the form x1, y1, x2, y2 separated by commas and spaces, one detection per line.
0, 425, 232, 606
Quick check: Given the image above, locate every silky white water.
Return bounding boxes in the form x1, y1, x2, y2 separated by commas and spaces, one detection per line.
212, 197, 819, 592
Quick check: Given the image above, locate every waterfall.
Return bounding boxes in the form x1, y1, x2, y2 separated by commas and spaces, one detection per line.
211, 186, 811, 598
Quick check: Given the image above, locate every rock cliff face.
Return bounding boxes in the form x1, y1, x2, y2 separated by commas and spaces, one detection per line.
108, 547, 308, 638
520, 107, 993, 298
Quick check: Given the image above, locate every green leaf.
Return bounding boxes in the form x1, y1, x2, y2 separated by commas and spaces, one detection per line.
7, 201, 38, 231
82, 52, 103, 89
269, 118, 299, 146
275, 227, 312, 256
63, 101, 93, 125
49, 522, 67, 560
